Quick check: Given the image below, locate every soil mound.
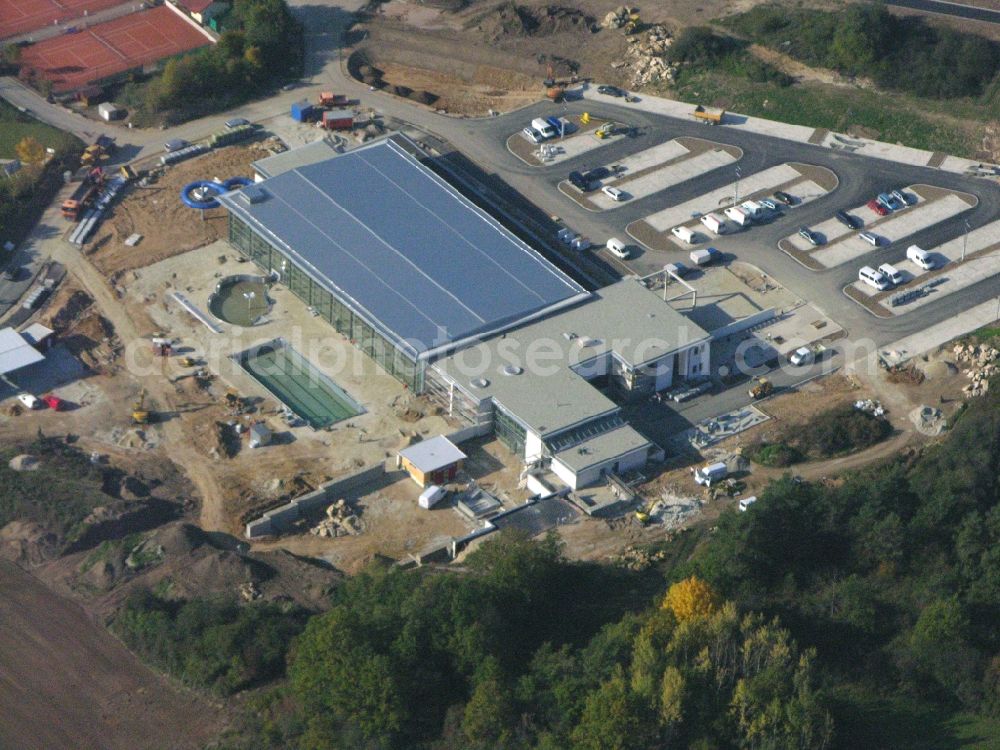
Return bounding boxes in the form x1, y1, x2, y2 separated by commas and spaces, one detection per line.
474, 3, 591, 41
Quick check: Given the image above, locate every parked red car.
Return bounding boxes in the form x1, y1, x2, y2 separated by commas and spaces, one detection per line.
43, 394, 66, 411
867, 199, 889, 216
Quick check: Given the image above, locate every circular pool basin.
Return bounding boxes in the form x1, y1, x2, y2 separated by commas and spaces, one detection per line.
208, 275, 272, 326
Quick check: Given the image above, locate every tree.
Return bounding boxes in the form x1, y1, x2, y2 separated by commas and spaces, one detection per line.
662, 576, 719, 622
570, 670, 657, 750
15, 136, 46, 165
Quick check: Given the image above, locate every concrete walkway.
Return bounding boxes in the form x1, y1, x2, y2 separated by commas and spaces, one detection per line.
579, 86, 1000, 178
877, 296, 1000, 366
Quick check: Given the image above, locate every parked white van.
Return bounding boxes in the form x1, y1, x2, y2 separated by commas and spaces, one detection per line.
878, 263, 903, 286
724, 206, 751, 226
859, 265, 889, 291
531, 117, 557, 139
739, 496, 758, 512
606, 237, 630, 259
700, 213, 725, 234
671, 225, 695, 244
907, 244, 935, 270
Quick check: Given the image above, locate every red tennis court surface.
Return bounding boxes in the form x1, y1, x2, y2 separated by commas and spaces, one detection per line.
19, 6, 212, 92
0, 0, 126, 40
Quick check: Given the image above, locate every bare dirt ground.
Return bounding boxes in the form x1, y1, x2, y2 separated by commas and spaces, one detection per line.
377, 61, 540, 116
85, 143, 265, 280
0, 560, 226, 750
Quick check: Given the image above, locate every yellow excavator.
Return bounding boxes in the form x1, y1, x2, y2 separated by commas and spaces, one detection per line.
748, 377, 773, 400
132, 388, 150, 425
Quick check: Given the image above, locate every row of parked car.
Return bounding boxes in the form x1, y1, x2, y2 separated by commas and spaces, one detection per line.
523, 117, 568, 144
858, 245, 936, 291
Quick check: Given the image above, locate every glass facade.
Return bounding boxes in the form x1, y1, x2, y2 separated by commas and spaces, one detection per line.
228, 214, 424, 391
494, 404, 527, 455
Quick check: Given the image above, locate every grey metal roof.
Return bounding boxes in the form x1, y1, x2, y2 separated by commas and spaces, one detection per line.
251, 139, 341, 180
551, 424, 651, 473
398, 435, 467, 473
222, 135, 586, 358
433, 278, 710, 436
0, 328, 44, 376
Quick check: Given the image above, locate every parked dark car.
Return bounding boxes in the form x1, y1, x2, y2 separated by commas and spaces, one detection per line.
597, 85, 625, 97
798, 226, 821, 246
568, 170, 589, 191
774, 190, 794, 206
835, 209, 861, 230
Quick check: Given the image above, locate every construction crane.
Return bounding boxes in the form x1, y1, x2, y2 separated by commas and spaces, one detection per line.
132, 388, 150, 425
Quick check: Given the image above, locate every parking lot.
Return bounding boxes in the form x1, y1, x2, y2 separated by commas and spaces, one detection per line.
626, 162, 837, 252
558, 137, 741, 211
845, 217, 1000, 317
781, 184, 977, 270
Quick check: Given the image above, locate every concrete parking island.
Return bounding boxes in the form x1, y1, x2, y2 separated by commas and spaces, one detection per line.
627, 163, 836, 252
781, 184, 978, 271
845, 217, 1000, 318
559, 137, 742, 211
506, 115, 628, 167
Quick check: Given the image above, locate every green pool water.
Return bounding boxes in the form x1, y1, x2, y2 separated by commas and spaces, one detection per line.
209, 278, 270, 327
237, 341, 363, 429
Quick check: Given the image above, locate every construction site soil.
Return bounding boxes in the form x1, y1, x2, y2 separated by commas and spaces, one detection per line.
85, 143, 264, 280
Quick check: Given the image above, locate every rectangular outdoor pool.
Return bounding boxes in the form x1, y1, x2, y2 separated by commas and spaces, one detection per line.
235, 339, 363, 429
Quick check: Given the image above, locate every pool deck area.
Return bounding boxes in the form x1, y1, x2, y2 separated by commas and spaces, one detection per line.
122, 240, 455, 457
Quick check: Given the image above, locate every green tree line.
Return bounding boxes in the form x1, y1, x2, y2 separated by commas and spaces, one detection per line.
723, 2, 999, 99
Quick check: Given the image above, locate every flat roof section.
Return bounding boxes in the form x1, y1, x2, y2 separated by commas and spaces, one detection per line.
221, 135, 587, 359
434, 278, 710, 437
398, 435, 467, 473
552, 424, 651, 473
252, 139, 341, 180
0, 328, 44, 376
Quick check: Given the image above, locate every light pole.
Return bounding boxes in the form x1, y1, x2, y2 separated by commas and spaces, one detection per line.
734, 167, 742, 206
962, 219, 972, 262
244, 290, 255, 317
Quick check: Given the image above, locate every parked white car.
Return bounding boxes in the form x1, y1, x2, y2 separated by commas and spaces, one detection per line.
859, 231, 880, 247
859, 265, 889, 291
907, 244, 936, 270
17, 393, 39, 410
522, 127, 544, 144
602, 186, 626, 202
606, 237, 630, 259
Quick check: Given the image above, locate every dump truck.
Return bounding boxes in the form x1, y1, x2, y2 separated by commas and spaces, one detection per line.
748, 376, 773, 400
318, 92, 348, 107
132, 389, 150, 425
61, 168, 104, 220
692, 105, 725, 125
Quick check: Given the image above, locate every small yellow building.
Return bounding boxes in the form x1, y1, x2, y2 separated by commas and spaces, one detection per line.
397, 436, 466, 488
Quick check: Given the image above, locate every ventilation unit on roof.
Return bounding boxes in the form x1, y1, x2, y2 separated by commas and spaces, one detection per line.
471, 378, 490, 388
562, 332, 577, 340
577, 337, 599, 348
501, 365, 523, 376
240, 185, 268, 205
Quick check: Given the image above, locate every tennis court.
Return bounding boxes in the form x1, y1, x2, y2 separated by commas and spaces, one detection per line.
19, 5, 212, 92
0, 0, 123, 40
237, 340, 364, 429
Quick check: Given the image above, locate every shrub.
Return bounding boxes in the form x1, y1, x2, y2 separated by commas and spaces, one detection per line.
802, 405, 892, 457
746, 441, 803, 467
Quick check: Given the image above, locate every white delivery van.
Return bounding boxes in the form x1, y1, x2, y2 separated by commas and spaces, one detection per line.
724, 206, 750, 226
700, 213, 725, 234
859, 265, 889, 291
739, 496, 758, 512
694, 461, 728, 487
690, 247, 721, 266
907, 244, 935, 270
419, 485, 447, 510
878, 263, 903, 286
606, 237, 630, 259
740, 200, 764, 219
671, 225, 695, 244
531, 117, 557, 139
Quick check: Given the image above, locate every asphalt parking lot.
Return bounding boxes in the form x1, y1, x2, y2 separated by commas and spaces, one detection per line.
460, 97, 1000, 357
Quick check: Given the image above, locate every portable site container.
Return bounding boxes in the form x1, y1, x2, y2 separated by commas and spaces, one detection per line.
322, 109, 354, 130
724, 206, 750, 226
290, 101, 316, 122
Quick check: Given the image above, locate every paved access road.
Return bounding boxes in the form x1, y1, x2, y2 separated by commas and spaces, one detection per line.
886, 0, 1000, 24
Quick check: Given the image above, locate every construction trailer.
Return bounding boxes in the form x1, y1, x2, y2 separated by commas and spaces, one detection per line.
290, 101, 317, 122
97, 102, 125, 121
318, 92, 348, 107
322, 109, 354, 130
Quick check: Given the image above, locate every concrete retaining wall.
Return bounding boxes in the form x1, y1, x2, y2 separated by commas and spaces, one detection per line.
245, 463, 394, 538
445, 422, 492, 444
709, 308, 776, 341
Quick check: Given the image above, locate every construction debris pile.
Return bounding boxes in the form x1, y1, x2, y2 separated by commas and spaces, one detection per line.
647, 490, 703, 528
602, 6, 637, 30
910, 405, 947, 436
310, 499, 363, 538
615, 543, 668, 571
854, 399, 886, 417
611, 23, 676, 88
954, 343, 998, 397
